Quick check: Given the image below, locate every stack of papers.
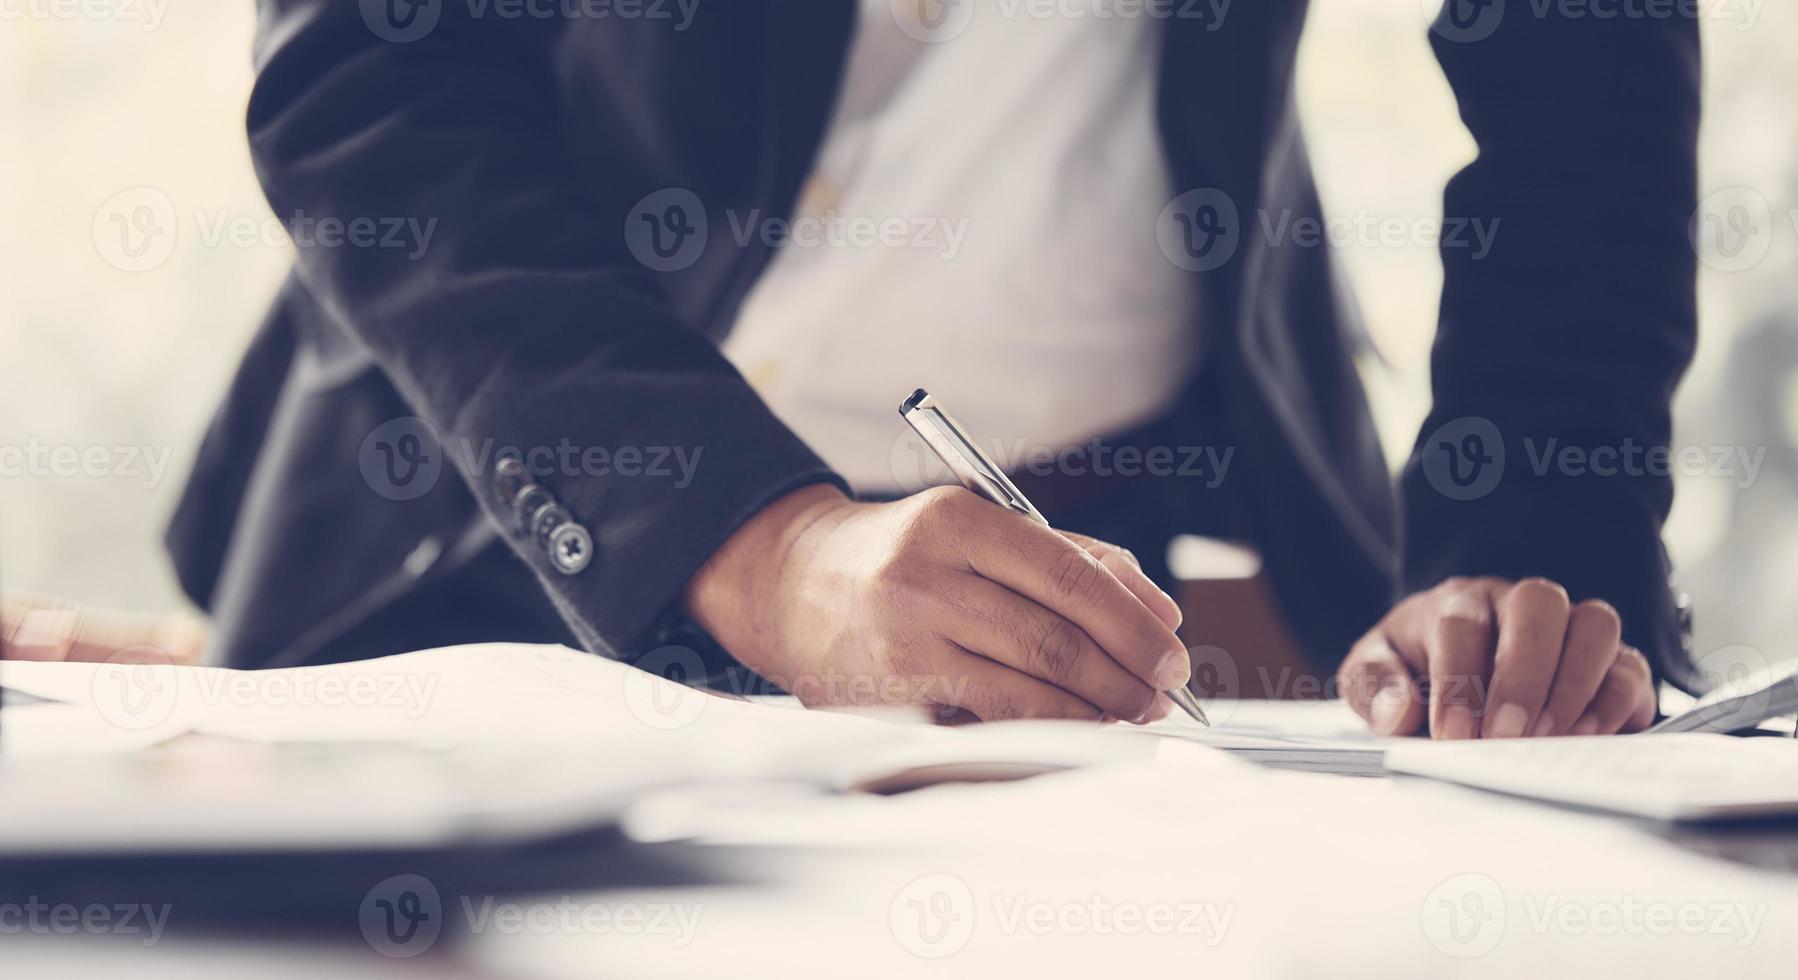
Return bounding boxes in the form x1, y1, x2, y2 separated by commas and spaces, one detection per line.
1149, 698, 1391, 776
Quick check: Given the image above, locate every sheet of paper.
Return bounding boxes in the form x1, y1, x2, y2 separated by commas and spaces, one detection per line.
0, 645, 926, 785
0, 702, 193, 759
1141, 698, 1391, 775
478, 757, 1798, 980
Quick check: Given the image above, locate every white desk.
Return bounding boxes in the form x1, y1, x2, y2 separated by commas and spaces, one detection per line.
6, 673, 1798, 979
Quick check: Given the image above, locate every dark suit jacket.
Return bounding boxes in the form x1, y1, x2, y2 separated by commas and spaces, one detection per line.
167, 0, 1700, 688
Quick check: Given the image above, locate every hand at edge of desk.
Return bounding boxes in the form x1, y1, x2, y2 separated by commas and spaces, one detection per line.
2, 592, 206, 666
684, 484, 1189, 725
1337, 577, 1655, 740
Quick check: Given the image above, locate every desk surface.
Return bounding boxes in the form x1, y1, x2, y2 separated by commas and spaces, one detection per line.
11, 733, 1798, 980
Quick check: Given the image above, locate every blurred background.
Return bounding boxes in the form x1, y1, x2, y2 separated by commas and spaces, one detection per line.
2, 0, 1794, 677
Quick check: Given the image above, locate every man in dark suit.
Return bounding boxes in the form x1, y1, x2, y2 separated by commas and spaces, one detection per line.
167, 0, 1697, 737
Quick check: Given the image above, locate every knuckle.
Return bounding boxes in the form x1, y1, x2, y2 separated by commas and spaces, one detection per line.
1046, 547, 1106, 607
1030, 618, 1085, 685
911, 485, 968, 522
883, 640, 927, 680
1434, 602, 1494, 643
1512, 577, 1572, 612
1572, 598, 1622, 639
1101, 544, 1141, 570
864, 554, 918, 597
1574, 597, 1619, 621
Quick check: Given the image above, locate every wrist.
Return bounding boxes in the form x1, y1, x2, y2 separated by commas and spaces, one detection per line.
682, 482, 854, 668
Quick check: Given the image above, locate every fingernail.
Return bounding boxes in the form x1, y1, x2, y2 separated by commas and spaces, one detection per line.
1570, 717, 1599, 737
1371, 683, 1409, 734
1153, 650, 1190, 691
1439, 705, 1476, 740
1486, 703, 1528, 740
1530, 712, 1556, 738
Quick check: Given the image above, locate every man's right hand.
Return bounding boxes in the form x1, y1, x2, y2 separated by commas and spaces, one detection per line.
683, 484, 1190, 723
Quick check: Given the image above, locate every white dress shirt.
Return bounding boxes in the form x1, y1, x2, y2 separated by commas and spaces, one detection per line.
723, 0, 1200, 494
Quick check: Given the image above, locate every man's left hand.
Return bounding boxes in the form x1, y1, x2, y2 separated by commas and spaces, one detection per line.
1337, 577, 1656, 739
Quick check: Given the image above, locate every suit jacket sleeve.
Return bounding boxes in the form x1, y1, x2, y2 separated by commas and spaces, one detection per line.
244, 2, 843, 660
1404, 6, 1701, 687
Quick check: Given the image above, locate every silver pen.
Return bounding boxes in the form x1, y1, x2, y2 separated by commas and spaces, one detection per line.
899, 388, 1210, 726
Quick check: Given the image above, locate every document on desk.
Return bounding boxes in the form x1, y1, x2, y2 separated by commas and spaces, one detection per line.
0, 702, 194, 759
0, 647, 1378, 788
1146, 699, 1392, 776
0, 644, 923, 784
